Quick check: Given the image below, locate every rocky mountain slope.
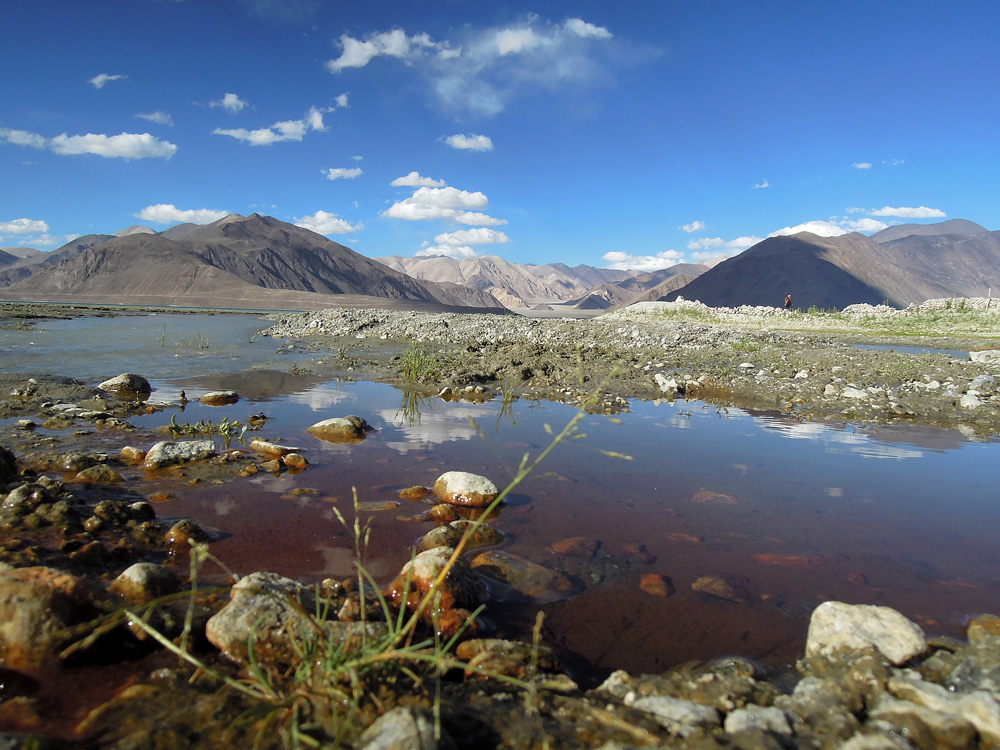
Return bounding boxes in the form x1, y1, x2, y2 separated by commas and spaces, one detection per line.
662, 221, 1000, 309
375, 254, 638, 307
0, 214, 503, 312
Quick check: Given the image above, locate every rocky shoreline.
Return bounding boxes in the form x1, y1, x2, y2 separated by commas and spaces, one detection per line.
2, 300, 1000, 748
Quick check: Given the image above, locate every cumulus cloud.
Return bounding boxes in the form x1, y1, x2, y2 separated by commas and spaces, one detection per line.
852, 162, 871, 169
89, 73, 126, 89
391, 171, 445, 188
680, 220, 705, 233
214, 105, 337, 145
415, 244, 479, 260
602, 249, 684, 272
0, 128, 47, 149
210, 93, 249, 114
293, 210, 363, 235
323, 167, 363, 180
382, 186, 506, 226
0, 218, 49, 235
3, 128, 176, 158
444, 133, 494, 151
433, 227, 509, 246
869, 206, 946, 219
49, 132, 177, 159
326, 15, 620, 118
135, 111, 174, 126
136, 204, 230, 224
752, 178, 770, 189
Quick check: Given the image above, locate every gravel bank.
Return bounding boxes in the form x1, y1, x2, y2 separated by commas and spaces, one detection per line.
262, 300, 1000, 436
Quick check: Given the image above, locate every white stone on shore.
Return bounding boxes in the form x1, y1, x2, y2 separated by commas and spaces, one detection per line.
806, 601, 926, 665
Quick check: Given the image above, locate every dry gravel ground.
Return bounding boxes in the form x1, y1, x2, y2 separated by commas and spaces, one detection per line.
263, 298, 1000, 437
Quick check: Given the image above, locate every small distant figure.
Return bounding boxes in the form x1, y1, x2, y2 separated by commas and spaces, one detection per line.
784, 294, 792, 310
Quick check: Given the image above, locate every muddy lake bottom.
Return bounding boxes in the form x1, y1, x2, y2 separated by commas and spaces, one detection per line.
3, 313, 1000, 684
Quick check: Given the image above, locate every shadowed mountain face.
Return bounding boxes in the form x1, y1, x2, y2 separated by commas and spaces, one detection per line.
0, 214, 503, 311
664, 225, 1000, 309
870, 219, 988, 244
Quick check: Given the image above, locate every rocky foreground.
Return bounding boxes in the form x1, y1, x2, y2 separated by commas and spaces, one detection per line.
2, 300, 1000, 748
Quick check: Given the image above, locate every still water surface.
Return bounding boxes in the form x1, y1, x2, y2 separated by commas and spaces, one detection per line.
4, 314, 999, 676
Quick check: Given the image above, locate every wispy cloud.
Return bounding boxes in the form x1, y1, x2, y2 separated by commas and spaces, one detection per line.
323, 167, 363, 180
135, 111, 174, 126
326, 16, 624, 118
213, 105, 338, 145
89, 73, 126, 89
293, 210, 363, 235
869, 206, 946, 219
443, 133, 494, 151
210, 93, 249, 114
852, 162, 871, 169
136, 204, 230, 224
752, 178, 770, 189
1, 127, 177, 159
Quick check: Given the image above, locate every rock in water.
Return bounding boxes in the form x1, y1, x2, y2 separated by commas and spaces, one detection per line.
98, 373, 151, 394
806, 601, 927, 665
306, 415, 373, 442
432, 471, 499, 508
199, 390, 239, 406
144, 440, 216, 469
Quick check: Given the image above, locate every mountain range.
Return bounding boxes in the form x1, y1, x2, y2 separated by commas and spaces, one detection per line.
662, 220, 1000, 309
0, 214, 504, 312
2, 216, 996, 313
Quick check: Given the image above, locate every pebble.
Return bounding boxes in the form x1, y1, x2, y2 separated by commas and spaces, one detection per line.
432, 471, 499, 508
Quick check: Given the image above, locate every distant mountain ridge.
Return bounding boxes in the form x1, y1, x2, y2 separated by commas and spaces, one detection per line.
0, 214, 503, 312
663, 220, 1000, 309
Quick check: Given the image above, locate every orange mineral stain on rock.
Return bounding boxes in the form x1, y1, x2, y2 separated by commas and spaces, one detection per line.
665, 532, 703, 543
751, 553, 846, 568
692, 489, 738, 504
639, 573, 674, 597
550, 536, 599, 557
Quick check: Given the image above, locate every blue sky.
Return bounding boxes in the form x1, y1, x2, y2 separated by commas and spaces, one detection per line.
2, 1, 998, 272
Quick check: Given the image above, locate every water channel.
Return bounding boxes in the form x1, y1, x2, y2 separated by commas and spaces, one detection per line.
3, 312, 999, 678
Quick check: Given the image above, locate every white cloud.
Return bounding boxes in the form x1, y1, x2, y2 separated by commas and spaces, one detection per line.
136, 204, 230, 224
211, 93, 249, 114
883, 159, 905, 166
433, 227, 509, 246
0, 128, 47, 149
0, 218, 49, 235
214, 106, 335, 145
687, 236, 762, 254
49, 132, 177, 159
382, 186, 506, 226
89, 73, 126, 89
602, 249, 684, 272
444, 133, 494, 151
323, 167, 363, 180
680, 220, 705, 233
416, 244, 479, 259
334, 93, 350, 108
326, 16, 620, 118
293, 210, 363, 235
135, 111, 174, 126
752, 178, 770, 189
564, 18, 613, 39
852, 162, 871, 169
391, 171, 446, 187
869, 206, 946, 219
843, 217, 888, 233
770, 220, 848, 238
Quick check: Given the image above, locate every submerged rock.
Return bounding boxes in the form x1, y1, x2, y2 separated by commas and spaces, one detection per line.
470, 550, 576, 603
432, 471, 499, 508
